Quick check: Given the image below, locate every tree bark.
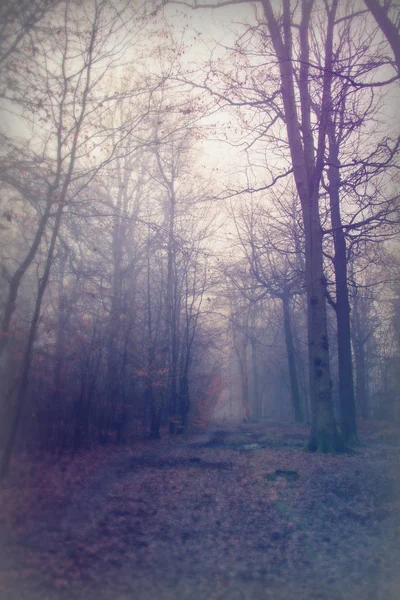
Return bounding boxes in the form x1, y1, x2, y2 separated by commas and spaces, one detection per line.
155, 148, 179, 435
0, 190, 54, 359
364, 0, 400, 74
103, 187, 124, 443
178, 370, 190, 433
303, 200, 343, 451
239, 350, 250, 422
231, 306, 250, 422
327, 131, 358, 444
261, 0, 344, 451
47, 247, 69, 449
282, 291, 303, 423
251, 335, 261, 421
150, 401, 161, 439
351, 294, 369, 420
0, 200, 65, 477
0, 14, 94, 471
146, 226, 160, 439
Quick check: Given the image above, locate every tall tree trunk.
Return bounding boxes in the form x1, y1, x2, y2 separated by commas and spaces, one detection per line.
327, 132, 358, 443
0, 64, 89, 472
165, 188, 178, 435
146, 227, 160, 440
303, 201, 344, 451
231, 308, 250, 423
261, 0, 344, 451
103, 197, 124, 443
282, 291, 303, 423
48, 246, 69, 449
251, 335, 261, 421
153, 140, 179, 436
0, 188, 55, 359
352, 295, 369, 420
75, 324, 101, 450
354, 341, 369, 420
238, 350, 250, 422
0, 200, 65, 477
150, 400, 161, 439
178, 369, 190, 434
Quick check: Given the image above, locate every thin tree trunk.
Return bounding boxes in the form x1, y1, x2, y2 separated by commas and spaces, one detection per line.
178, 369, 190, 434
165, 189, 177, 435
354, 341, 369, 419
150, 401, 161, 439
0, 201, 65, 477
0, 190, 54, 358
251, 336, 261, 421
282, 291, 303, 423
0, 47, 91, 471
146, 226, 160, 440
352, 295, 369, 420
238, 351, 250, 422
104, 197, 124, 443
47, 246, 69, 449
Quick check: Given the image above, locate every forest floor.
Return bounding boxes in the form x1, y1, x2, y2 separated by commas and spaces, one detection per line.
0, 420, 399, 600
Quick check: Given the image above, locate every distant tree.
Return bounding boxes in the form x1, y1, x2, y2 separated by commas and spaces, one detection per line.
0, 0, 57, 72
229, 191, 306, 423
147, 99, 215, 436
0, 0, 149, 476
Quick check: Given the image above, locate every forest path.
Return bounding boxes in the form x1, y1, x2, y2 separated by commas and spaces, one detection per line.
0, 421, 399, 600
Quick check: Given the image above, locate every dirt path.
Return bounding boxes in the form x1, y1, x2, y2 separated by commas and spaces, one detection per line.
1, 422, 399, 600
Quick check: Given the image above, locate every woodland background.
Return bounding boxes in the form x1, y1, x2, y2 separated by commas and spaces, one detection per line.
0, 0, 399, 474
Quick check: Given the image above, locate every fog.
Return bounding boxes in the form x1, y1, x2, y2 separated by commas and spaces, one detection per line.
0, 1, 399, 598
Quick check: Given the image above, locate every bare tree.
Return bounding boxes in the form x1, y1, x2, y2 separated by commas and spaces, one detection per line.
167, 0, 346, 449
228, 192, 306, 423
0, 0, 57, 72
364, 0, 400, 74
0, 0, 147, 476
167, 0, 399, 449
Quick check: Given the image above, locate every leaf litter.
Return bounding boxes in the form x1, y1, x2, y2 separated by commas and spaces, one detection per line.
0, 421, 399, 600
